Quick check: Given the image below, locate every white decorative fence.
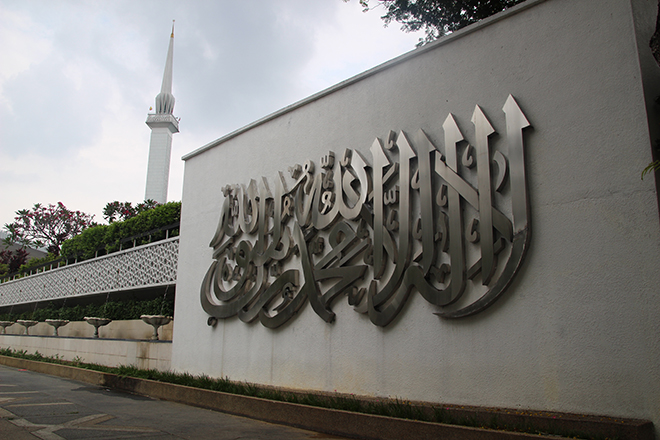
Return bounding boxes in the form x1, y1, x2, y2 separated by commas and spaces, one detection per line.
0, 238, 179, 307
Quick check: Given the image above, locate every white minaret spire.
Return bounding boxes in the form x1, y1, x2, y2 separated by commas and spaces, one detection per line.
145, 21, 178, 204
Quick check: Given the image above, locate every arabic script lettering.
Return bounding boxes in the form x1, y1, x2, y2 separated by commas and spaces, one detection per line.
201, 95, 531, 328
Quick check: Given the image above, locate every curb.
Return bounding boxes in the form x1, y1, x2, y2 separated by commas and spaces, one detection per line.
0, 356, 652, 440
102, 374, 536, 440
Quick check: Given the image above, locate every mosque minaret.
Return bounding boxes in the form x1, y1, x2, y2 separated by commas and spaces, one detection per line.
145, 22, 178, 204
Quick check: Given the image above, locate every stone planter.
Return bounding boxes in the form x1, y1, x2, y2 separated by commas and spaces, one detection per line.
0, 321, 14, 334
45, 319, 70, 336
140, 315, 172, 340
84, 317, 112, 338
16, 320, 38, 335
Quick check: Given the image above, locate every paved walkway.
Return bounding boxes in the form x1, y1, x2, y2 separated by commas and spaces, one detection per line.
0, 364, 349, 440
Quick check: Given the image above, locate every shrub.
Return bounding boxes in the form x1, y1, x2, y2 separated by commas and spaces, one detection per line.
60, 224, 109, 261
61, 202, 180, 261
0, 296, 174, 322
18, 253, 61, 274
103, 202, 181, 253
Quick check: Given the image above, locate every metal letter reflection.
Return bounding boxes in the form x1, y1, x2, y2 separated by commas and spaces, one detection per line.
201, 95, 531, 327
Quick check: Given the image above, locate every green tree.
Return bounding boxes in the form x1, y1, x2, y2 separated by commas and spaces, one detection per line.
351, 0, 524, 45
0, 249, 28, 277
61, 201, 181, 261
2, 203, 95, 256
103, 199, 161, 223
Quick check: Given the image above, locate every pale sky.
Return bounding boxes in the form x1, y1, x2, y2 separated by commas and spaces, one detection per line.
0, 0, 424, 229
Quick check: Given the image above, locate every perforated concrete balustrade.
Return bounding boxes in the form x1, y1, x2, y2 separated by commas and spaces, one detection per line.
0, 238, 178, 307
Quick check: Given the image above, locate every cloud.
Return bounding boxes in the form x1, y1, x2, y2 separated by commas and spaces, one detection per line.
0, 0, 422, 229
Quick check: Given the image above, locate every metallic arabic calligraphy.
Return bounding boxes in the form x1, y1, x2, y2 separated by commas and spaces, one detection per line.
201, 95, 531, 328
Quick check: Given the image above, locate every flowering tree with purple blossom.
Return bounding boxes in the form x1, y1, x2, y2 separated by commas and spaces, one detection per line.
2, 202, 95, 256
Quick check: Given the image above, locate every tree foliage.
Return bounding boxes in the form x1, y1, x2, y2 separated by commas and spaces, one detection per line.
353, 0, 524, 45
61, 201, 181, 261
642, 159, 660, 179
0, 249, 28, 277
0, 296, 174, 322
17, 253, 60, 274
103, 199, 161, 223
3, 203, 95, 256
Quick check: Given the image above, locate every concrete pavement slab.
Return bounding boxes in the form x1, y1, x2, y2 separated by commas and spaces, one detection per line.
0, 365, 348, 440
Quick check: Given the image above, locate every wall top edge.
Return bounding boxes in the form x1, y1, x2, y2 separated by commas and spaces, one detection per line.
181, 0, 549, 162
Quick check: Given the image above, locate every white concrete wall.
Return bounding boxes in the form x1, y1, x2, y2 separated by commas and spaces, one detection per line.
1, 320, 173, 341
174, 0, 660, 433
0, 335, 171, 371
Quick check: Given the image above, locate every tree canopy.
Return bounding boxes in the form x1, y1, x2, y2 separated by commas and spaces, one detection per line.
0, 249, 28, 277
2, 202, 95, 256
353, 0, 525, 45
103, 199, 161, 224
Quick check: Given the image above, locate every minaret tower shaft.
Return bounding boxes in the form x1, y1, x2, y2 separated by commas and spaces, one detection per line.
145, 22, 178, 204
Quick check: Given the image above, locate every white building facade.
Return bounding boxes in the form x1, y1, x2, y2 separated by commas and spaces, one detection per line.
173, 0, 660, 435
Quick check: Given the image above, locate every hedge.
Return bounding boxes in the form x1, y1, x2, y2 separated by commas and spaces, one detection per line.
61, 202, 181, 261
0, 296, 174, 322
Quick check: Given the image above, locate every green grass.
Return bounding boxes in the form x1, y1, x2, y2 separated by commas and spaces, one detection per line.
0, 348, 616, 439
